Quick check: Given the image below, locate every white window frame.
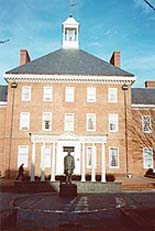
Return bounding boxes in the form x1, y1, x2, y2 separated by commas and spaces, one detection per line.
18, 145, 28, 167
143, 147, 153, 169
21, 86, 31, 101
20, 112, 30, 131
108, 88, 117, 103
109, 147, 119, 168
65, 87, 74, 102
64, 113, 74, 131
109, 113, 118, 132
142, 115, 152, 133
42, 112, 52, 131
86, 146, 96, 168
43, 87, 53, 102
41, 146, 51, 168
87, 87, 96, 103
87, 113, 96, 131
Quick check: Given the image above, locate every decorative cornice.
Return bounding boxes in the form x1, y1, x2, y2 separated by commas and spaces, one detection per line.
132, 104, 155, 109
4, 73, 136, 84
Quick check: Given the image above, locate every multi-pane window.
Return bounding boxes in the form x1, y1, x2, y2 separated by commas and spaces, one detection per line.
109, 114, 118, 132
18, 145, 28, 167
20, 112, 30, 130
41, 146, 51, 168
22, 86, 31, 101
42, 112, 52, 131
142, 115, 151, 133
65, 87, 74, 102
87, 87, 96, 102
87, 113, 96, 131
143, 148, 153, 169
43, 87, 53, 101
86, 146, 96, 168
108, 88, 117, 103
109, 147, 119, 168
64, 113, 74, 131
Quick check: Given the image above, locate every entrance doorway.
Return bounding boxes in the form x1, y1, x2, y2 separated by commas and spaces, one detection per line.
56, 141, 81, 175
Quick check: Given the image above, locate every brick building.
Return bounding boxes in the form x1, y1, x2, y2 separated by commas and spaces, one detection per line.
0, 15, 155, 180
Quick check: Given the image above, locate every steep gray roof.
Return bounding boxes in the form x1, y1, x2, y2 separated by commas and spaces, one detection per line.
6, 49, 134, 76
132, 88, 155, 105
0, 86, 8, 102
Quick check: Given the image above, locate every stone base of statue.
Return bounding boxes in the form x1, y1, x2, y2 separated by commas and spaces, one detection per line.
59, 183, 77, 197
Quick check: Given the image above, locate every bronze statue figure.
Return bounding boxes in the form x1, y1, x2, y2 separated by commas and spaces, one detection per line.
64, 151, 75, 184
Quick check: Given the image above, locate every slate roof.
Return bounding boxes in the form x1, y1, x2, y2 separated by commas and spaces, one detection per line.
0, 86, 8, 102
6, 49, 134, 77
132, 88, 155, 105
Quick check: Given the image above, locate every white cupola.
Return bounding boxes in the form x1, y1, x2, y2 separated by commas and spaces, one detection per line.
62, 15, 80, 49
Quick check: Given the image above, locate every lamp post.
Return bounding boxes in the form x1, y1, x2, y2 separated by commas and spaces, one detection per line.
8, 82, 17, 178
122, 84, 129, 177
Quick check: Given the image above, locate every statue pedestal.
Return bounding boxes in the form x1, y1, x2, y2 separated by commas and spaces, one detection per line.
59, 183, 77, 197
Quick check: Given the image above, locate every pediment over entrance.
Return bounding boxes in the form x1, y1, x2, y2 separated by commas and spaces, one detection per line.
58, 132, 79, 141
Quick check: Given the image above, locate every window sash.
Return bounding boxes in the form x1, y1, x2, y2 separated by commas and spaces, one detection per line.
42, 112, 52, 131
109, 147, 119, 168
20, 112, 30, 130
87, 87, 96, 102
65, 113, 74, 131
41, 146, 51, 168
18, 145, 28, 167
142, 115, 151, 133
143, 148, 153, 169
43, 87, 53, 101
109, 114, 118, 132
86, 146, 96, 168
22, 86, 31, 101
87, 113, 96, 131
65, 87, 74, 102
108, 88, 117, 103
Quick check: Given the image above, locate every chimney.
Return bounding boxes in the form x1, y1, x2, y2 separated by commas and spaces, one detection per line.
145, 81, 155, 88
110, 51, 120, 68
20, 49, 31, 65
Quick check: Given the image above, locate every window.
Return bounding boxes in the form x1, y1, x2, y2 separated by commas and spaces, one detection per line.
65, 113, 74, 131
109, 114, 118, 132
87, 113, 96, 131
20, 112, 30, 130
143, 148, 153, 169
65, 87, 74, 102
87, 87, 96, 102
22, 86, 31, 101
109, 147, 119, 168
86, 146, 96, 168
142, 115, 151, 133
18, 145, 28, 167
42, 112, 52, 131
43, 87, 53, 101
41, 146, 51, 168
108, 88, 117, 103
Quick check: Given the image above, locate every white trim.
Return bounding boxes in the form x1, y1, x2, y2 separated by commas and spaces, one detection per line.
21, 86, 31, 101
43, 86, 53, 102
18, 145, 29, 167
132, 104, 155, 108
0, 102, 7, 106
143, 147, 153, 169
20, 112, 30, 131
86, 113, 96, 132
4, 74, 136, 84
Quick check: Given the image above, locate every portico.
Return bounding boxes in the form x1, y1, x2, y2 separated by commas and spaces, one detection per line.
29, 132, 108, 183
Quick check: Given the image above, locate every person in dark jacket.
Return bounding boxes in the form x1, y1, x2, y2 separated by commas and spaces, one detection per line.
16, 163, 24, 180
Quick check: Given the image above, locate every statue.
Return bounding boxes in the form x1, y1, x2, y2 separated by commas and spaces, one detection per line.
64, 151, 75, 184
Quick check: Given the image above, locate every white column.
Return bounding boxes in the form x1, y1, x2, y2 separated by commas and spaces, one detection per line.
101, 143, 106, 182
91, 144, 96, 182
50, 142, 56, 182
31, 142, 36, 182
41, 143, 45, 181
81, 143, 86, 182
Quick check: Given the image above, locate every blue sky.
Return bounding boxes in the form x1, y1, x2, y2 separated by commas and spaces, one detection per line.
0, 0, 155, 87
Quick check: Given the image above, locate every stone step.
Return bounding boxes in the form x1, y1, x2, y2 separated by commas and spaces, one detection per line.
121, 183, 155, 191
